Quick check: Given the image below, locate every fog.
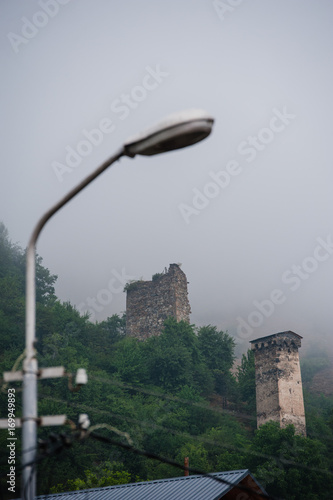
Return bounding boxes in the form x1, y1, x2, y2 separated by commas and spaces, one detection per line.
1, 0, 333, 356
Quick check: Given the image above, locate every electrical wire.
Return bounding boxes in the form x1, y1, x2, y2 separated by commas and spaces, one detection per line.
89, 374, 256, 422
86, 430, 281, 500
0, 349, 26, 392
7, 419, 333, 500
38, 393, 333, 477
88, 375, 333, 443
85, 423, 133, 446
22, 463, 35, 500
13, 427, 282, 500
38, 393, 269, 462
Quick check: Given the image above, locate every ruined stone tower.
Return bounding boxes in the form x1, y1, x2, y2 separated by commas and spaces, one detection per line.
250, 331, 306, 436
126, 264, 191, 340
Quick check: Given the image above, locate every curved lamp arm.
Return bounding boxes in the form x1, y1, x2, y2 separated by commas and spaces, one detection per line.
25, 146, 125, 358
22, 147, 124, 499
22, 108, 214, 499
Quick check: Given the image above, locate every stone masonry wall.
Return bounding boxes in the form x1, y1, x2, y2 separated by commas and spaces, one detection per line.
126, 264, 191, 340
251, 331, 306, 436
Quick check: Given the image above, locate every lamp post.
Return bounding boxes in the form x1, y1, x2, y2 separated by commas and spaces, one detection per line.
21, 109, 214, 499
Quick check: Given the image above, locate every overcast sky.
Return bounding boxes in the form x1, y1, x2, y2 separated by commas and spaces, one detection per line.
1, 0, 333, 355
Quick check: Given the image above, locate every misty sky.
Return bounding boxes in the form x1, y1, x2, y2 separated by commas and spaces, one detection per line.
1, 0, 333, 355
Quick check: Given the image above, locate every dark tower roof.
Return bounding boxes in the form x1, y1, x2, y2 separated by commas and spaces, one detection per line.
250, 330, 303, 344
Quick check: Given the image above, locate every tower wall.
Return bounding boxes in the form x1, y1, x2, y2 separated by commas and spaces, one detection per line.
250, 331, 306, 436
126, 264, 191, 340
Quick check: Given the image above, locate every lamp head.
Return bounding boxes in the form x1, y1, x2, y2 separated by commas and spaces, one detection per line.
123, 109, 214, 157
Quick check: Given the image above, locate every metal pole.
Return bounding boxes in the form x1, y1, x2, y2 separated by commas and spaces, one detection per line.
22, 242, 37, 500
21, 148, 124, 499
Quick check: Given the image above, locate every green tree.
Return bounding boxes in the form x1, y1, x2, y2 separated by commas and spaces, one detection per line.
197, 325, 236, 397
2, 221, 332, 498
0, 222, 24, 281
248, 422, 333, 500
111, 336, 148, 385
83, 314, 126, 371
176, 442, 210, 472
197, 325, 235, 371
144, 319, 213, 394
34, 254, 57, 305
237, 349, 256, 416
50, 461, 137, 492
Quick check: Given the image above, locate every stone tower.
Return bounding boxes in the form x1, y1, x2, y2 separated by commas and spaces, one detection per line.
250, 331, 306, 436
126, 264, 191, 340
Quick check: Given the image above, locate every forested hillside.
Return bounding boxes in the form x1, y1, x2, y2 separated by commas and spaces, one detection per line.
0, 222, 332, 500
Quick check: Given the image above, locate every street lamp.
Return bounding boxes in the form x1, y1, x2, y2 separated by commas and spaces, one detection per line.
124, 109, 214, 156
22, 109, 214, 499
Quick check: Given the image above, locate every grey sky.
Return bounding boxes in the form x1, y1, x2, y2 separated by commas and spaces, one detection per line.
1, 0, 333, 354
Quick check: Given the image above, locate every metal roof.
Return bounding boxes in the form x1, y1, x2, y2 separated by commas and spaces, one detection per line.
36, 469, 264, 500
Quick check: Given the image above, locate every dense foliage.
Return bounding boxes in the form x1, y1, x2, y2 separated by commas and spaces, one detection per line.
0, 222, 332, 499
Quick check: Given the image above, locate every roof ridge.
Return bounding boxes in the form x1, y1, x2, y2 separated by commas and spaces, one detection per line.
36, 469, 250, 498
250, 331, 303, 343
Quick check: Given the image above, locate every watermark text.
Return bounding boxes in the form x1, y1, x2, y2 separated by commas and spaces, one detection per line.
7, 388, 16, 494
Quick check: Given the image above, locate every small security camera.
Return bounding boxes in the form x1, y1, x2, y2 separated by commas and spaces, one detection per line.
78, 413, 90, 430
75, 368, 88, 386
